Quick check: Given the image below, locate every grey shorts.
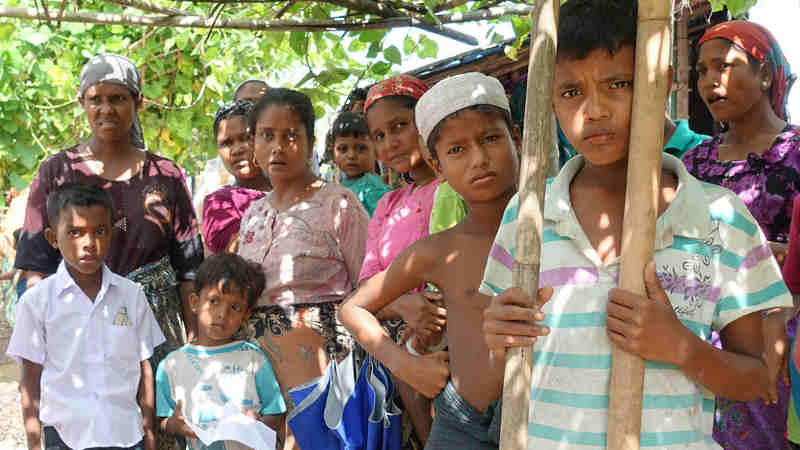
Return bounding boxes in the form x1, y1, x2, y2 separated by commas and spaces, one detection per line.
425, 381, 501, 450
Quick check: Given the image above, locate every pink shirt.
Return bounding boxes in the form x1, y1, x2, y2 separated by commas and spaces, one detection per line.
202, 185, 265, 254
238, 183, 368, 307
359, 178, 442, 283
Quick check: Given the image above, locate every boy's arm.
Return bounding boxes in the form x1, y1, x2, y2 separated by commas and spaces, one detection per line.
159, 400, 197, 439
607, 262, 770, 401
20, 359, 42, 450
138, 360, 156, 450
338, 241, 450, 398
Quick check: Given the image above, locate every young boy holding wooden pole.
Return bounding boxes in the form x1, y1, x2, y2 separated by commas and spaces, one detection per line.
339, 72, 524, 449
482, 1, 792, 448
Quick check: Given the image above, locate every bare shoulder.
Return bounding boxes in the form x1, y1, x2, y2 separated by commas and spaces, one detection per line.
398, 230, 459, 274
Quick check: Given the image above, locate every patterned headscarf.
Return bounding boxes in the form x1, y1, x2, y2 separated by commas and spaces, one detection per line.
213, 100, 254, 139
364, 75, 429, 113
79, 53, 146, 149
699, 20, 796, 120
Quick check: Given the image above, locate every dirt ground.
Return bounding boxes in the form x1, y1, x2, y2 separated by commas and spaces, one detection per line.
0, 322, 24, 450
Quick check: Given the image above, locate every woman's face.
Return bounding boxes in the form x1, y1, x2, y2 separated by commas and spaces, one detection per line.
366, 98, 424, 174
696, 38, 767, 123
217, 115, 259, 181
252, 105, 312, 183
80, 82, 140, 143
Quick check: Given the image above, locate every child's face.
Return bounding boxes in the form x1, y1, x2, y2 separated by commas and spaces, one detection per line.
431, 109, 519, 203
552, 46, 635, 168
46, 204, 112, 278
333, 134, 375, 178
191, 281, 251, 347
366, 98, 425, 174
217, 116, 260, 182
253, 105, 312, 183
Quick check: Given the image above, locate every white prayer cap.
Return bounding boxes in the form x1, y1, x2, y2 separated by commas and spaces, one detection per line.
415, 72, 510, 146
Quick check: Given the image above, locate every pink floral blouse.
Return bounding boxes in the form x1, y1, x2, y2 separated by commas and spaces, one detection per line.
237, 182, 369, 307
359, 178, 442, 284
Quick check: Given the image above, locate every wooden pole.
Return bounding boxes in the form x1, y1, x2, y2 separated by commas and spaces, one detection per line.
607, 1, 673, 449
676, 11, 690, 120
499, 1, 557, 449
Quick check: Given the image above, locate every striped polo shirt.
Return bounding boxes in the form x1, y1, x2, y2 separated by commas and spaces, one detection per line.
480, 154, 792, 449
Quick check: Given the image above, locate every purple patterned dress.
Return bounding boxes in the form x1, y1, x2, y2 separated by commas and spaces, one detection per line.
683, 124, 800, 449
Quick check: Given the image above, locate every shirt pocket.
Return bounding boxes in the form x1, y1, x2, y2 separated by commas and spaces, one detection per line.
105, 323, 141, 365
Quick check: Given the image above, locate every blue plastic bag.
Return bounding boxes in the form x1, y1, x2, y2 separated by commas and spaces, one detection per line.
287, 353, 402, 450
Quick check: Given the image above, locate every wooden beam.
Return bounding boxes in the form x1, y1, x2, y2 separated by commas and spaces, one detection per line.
499, 0, 557, 448
0, 5, 530, 33
607, 1, 673, 448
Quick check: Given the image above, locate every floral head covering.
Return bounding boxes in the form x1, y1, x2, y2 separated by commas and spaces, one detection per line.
79, 53, 146, 149
699, 20, 796, 120
364, 75, 429, 113
213, 100, 254, 139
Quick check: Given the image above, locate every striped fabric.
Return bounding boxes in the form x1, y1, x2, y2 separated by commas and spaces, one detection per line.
480, 154, 792, 449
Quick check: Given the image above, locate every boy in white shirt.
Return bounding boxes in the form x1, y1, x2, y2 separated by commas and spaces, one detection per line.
7, 182, 165, 450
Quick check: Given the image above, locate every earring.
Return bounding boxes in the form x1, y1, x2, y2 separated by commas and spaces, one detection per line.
762, 81, 770, 91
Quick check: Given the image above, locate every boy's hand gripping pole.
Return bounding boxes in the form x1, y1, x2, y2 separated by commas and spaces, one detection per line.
499, 1, 558, 449
608, 1, 673, 449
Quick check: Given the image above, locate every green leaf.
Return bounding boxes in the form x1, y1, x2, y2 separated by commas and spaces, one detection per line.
19, 30, 49, 46
419, 35, 439, 59
358, 30, 385, 43
0, 23, 16, 41
372, 61, 391, 75
403, 35, 415, 54
333, 43, 347, 60
423, 0, 440, 23
367, 40, 382, 58
18, 145, 39, 169
511, 15, 531, 38
504, 45, 519, 61
383, 45, 402, 64
290, 32, 308, 55
2, 120, 18, 134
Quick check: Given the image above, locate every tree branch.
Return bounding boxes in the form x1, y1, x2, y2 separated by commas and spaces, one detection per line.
0, 5, 531, 33
104, 0, 192, 16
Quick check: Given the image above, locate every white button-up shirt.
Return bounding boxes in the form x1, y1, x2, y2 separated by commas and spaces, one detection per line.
7, 261, 166, 450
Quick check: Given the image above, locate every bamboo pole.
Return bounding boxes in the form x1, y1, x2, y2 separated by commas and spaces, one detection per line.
0, 5, 530, 33
499, 0, 557, 449
676, 12, 690, 120
607, 1, 673, 449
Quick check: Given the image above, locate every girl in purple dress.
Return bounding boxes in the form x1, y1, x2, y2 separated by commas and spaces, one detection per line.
682, 20, 797, 449
202, 100, 271, 254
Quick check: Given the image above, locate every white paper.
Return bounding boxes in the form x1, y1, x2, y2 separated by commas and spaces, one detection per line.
187, 403, 277, 449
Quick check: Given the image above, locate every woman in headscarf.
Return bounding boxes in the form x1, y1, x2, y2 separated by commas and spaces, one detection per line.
14, 54, 203, 447
681, 21, 798, 449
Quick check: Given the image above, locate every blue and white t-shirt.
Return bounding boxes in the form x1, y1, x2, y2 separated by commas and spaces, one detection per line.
156, 340, 286, 450
480, 154, 792, 449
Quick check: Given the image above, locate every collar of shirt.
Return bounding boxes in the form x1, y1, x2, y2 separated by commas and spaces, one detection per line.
544, 153, 713, 266
54, 260, 118, 305
664, 120, 710, 158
